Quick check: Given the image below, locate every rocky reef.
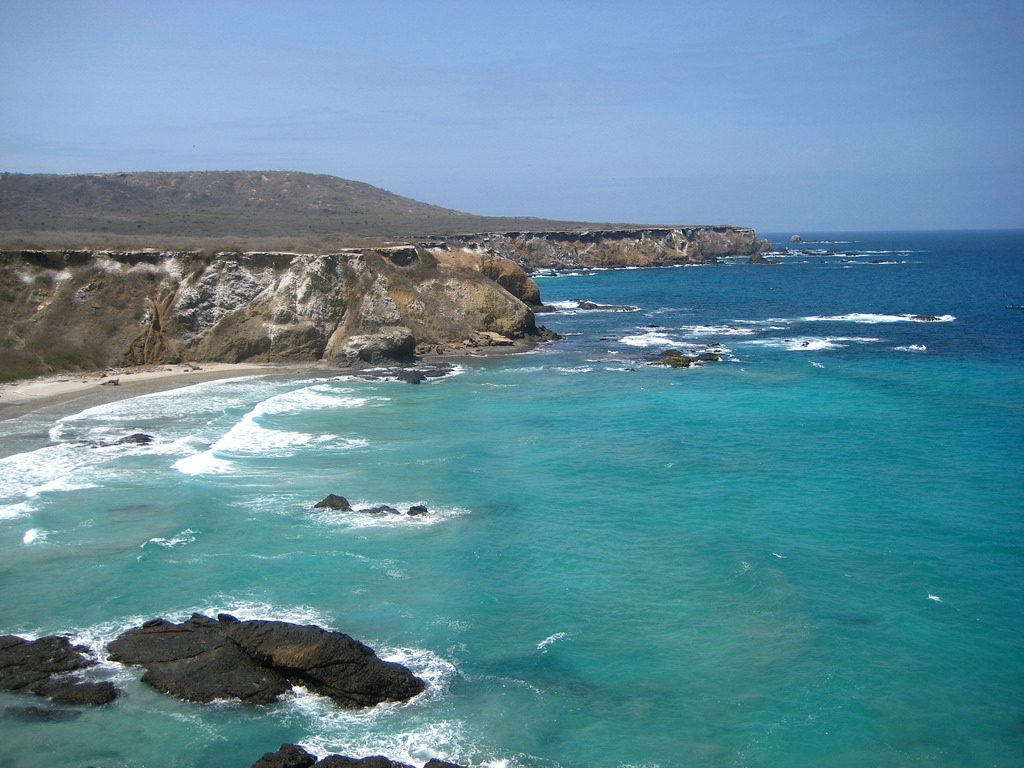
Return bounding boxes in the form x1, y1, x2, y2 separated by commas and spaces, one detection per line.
106, 613, 425, 707
0, 634, 117, 706
0, 245, 545, 380
251, 744, 466, 768
442, 226, 769, 270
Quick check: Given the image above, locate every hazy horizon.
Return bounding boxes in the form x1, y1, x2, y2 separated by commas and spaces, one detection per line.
2, 1, 1021, 232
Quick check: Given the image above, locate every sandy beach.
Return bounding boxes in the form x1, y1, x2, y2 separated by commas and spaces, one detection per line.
0, 362, 316, 421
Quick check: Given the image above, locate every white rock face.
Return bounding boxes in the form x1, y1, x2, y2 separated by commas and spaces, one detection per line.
0, 246, 543, 375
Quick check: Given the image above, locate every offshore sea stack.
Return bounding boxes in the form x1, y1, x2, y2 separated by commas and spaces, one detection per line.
106, 613, 426, 707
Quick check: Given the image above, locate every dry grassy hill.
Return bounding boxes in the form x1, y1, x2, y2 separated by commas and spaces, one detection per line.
0, 170, 612, 251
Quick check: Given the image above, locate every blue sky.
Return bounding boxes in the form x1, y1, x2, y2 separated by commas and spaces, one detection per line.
1, 0, 1021, 231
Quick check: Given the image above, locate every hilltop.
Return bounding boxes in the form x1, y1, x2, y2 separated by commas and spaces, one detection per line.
0, 170, 619, 251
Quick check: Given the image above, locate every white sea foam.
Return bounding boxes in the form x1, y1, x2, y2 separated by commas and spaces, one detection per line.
22, 527, 49, 544
678, 324, 757, 337
171, 384, 375, 474
810, 361, 825, 368
928, 594, 942, 603
0, 502, 34, 520
299, 716, 470, 767
742, 336, 881, 351
312, 503, 470, 529
289, 644, 463, 763
52, 376, 270, 440
26, 476, 100, 497
0, 443, 101, 506
619, 331, 678, 347
172, 451, 235, 475
803, 313, 955, 324
141, 528, 197, 550
537, 632, 568, 652
895, 344, 927, 352
553, 366, 594, 374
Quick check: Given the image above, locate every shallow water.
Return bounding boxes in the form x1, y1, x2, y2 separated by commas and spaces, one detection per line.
1, 231, 1022, 767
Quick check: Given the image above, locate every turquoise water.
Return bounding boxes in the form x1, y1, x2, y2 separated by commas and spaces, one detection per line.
1, 231, 1022, 767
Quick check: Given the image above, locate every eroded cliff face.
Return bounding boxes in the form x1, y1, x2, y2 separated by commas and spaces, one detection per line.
443, 226, 769, 270
0, 247, 542, 380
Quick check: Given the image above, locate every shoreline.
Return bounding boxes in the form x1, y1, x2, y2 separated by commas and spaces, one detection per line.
0, 341, 546, 422
0, 362, 312, 422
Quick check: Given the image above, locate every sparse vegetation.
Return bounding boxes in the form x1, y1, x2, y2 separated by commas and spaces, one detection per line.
0, 171, 625, 252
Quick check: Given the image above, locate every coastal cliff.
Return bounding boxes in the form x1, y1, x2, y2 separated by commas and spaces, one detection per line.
0, 172, 771, 381
0, 246, 543, 381
443, 227, 769, 270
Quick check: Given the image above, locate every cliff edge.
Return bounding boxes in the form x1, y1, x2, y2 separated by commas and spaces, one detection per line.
0, 246, 545, 381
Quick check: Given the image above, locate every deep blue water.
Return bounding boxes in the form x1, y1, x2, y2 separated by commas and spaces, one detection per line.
1, 230, 1022, 767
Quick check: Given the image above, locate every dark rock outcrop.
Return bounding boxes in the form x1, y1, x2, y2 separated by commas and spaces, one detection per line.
575, 301, 639, 312
912, 314, 941, 322
107, 614, 426, 707
249, 745, 468, 768
251, 744, 318, 768
650, 351, 692, 368
115, 433, 154, 445
0, 634, 117, 706
318, 757, 413, 768
649, 349, 724, 368
313, 496, 431, 518
314, 494, 352, 511
360, 505, 401, 516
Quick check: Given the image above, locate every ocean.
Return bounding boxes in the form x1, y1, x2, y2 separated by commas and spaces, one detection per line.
1, 230, 1022, 768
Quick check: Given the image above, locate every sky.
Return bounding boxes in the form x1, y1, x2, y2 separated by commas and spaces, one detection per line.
1, 0, 1022, 231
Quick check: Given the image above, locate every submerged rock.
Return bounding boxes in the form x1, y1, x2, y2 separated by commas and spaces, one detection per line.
107, 614, 426, 707
3, 705, 83, 722
0, 634, 117, 706
249, 745, 468, 768
314, 494, 352, 511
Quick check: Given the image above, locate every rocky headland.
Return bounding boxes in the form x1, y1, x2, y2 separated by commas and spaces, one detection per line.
0, 171, 769, 380
0, 226, 768, 381
442, 226, 768, 270
0, 245, 548, 381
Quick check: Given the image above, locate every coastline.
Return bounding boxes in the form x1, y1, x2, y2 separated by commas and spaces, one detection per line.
0, 362, 310, 422
0, 342, 544, 422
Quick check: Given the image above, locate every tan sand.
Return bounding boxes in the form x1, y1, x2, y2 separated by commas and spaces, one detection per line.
0, 362, 317, 421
